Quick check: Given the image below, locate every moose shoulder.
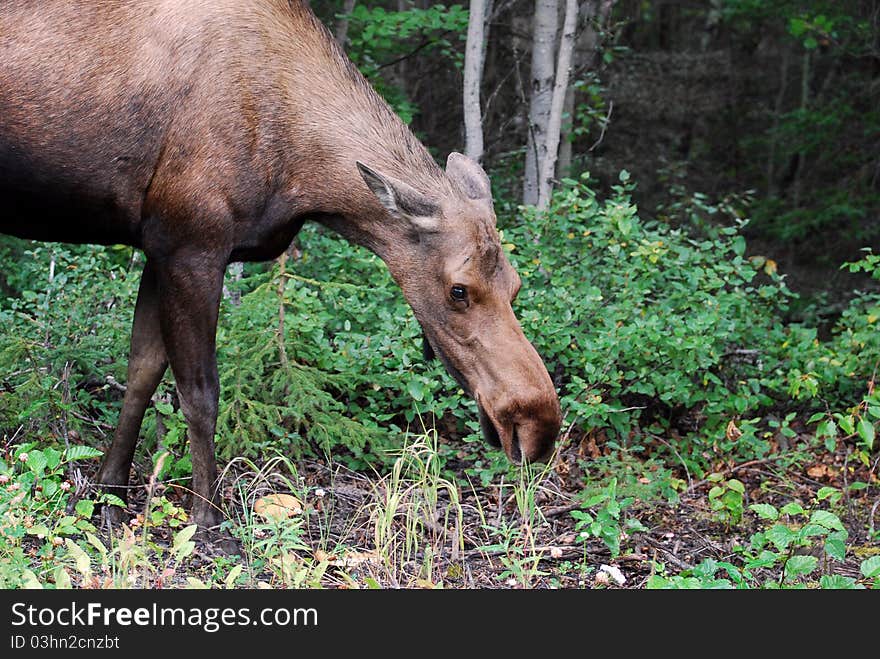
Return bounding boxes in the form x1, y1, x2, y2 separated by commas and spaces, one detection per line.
0, 0, 562, 531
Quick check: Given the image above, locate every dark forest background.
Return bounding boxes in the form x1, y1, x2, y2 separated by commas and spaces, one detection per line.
314, 0, 880, 309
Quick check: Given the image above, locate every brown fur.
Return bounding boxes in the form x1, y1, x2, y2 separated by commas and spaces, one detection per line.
0, 0, 561, 530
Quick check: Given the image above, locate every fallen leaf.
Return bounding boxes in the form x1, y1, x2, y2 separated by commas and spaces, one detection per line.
579, 431, 603, 459
726, 419, 743, 442
558, 532, 577, 545
313, 549, 337, 563
253, 493, 302, 521
807, 464, 833, 479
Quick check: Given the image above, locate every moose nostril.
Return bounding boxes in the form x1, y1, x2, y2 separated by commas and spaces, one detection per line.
510, 424, 522, 463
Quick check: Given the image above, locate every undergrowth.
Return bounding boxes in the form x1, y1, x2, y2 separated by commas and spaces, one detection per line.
0, 172, 877, 588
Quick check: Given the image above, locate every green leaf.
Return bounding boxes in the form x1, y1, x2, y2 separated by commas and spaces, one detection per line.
810, 510, 845, 532
27, 524, 50, 537
64, 539, 92, 578
74, 499, 95, 518
780, 502, 805, 516
820, 574, 860, 589
766, 524, 797, 551
860, 555, 880, 579
54, 567, 72, 590
732, 236, 746, 258
43, 447, 62, 470
745, 550, 779, 570
789, 17, 807, 37
726, 479, 745, 494
749, 503, 779, 520
784, 555, 818, 578
407, 379, 424, 402
824, 533, 846, 562
816, 419, 837, 439
42, 479, 59, 498
856, 418, 875, 450
173, 524, 198, 556
224, 564, 244, 589
100, 493, 126, 508
798, 523, 828, 539
21, 570, 44, 590
835, 414, 855, 435
26, 451, 48, 474
816, 487, 839, 501
64, 445, 104, 462
86, 533, 108, 559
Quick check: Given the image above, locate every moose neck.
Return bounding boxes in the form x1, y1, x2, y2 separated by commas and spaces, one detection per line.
291, 98, 448, 268
274, 2, 451, 268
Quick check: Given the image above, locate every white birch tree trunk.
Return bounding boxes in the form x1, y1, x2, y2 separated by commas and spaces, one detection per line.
537, 0, 579, 209
463, 0, 487, 161
523, 0, 559, 205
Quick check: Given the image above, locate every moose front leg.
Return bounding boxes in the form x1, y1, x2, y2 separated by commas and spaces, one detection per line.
153, 251, 227, 530
95, 261, 168, 523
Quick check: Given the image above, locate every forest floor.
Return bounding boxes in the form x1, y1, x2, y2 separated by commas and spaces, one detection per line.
56, 429, 878, 590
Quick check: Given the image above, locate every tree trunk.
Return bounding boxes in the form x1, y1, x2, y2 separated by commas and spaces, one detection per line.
463, 0, 487, 161
767, 47, 789, 196
334, 0, 357, 47
557, 84, 575, 178
523, 0, 559, 205
481, 0, 494, 80
537, 0, 579, 209
555, 1, 613, 184
792, 50, 810, 208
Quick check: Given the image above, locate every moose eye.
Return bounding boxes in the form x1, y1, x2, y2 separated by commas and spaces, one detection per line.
450, 284, 468, 302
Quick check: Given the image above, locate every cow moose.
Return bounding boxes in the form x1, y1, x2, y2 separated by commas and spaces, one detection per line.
0, 0, 562, 533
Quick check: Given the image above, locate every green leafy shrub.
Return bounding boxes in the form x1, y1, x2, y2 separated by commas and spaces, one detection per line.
344, 3, 468, 123
648, 487, 876, 589
571, 477, 646, 558
0, 242, 137, 441
498, 175, 879, 473
504, 174, 797, 469
0, 442, 105, 588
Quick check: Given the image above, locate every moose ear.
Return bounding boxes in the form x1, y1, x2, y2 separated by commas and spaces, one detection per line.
446, 152, 492, 201
357, 161, 440, 233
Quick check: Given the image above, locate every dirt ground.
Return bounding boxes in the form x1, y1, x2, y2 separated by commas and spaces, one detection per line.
89, 429, 878, 589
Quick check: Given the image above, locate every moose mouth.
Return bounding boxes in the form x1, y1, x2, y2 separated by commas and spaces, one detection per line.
422, 328, 532, 464
422, 330, 507, 450
478, 404, 523, 462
